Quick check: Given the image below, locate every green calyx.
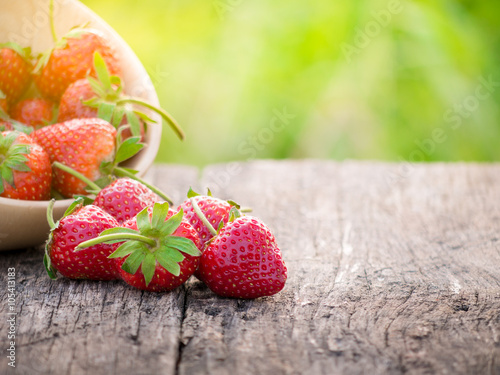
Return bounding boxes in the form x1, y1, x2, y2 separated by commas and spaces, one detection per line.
187, 187, 243, 235
76, 202, 201, 286
187, 186, 211, 198
82, 51, 185, 140
33, 21, 90, 74
75, 52, 183, 193
227, 206, 242, 222
113, 166, 173, 204
0, 42, 32, 64
0, 132, 32, 194
0, 109, 33, 135
187, 186, 241, 210
83, 52, 123, 109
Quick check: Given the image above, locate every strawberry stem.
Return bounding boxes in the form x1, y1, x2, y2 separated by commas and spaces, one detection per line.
46, 199, 56, 230
75, 232, 156, 251
50, 189, 65, 200
190, 198, 218, 236
49, 0, 58, 43
114, 166, 173, 205
53, 161, 101, 193
116, 97, 185, 140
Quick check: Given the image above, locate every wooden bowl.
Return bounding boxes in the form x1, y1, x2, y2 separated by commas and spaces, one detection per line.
0, 0, 162, 250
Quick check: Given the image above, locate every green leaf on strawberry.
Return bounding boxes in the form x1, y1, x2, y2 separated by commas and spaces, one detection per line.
77, 202, 202, 288
227, 205, 242, 222
78, 51, 185, 140
0, 107, 34, 135
33, 26, 91, 74
182, 187, 243, 240
114, 136, 144, 165
0, 132, 31, 194
93, 48, 113, 92
186, 187, 240, 210
125, 110, 142, 138
0, 42, 32, 64
97, 102, 116, 123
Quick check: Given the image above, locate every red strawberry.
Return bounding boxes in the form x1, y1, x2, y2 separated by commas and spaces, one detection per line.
0, 95, 8, 113
178, 188, 238, 248
34, 28, 121, 102
0, 43, 32, 105
94, 178, 161, 224
32, 118, 116, 197
197, 216, 287, 299
58, 78, 101, 122
77, 202, 202, 292
10, 98, 54, 129
57, 78, 145, 140
0, 131, 51, 200
55, 49, 185, 142
44, 200, 120, 280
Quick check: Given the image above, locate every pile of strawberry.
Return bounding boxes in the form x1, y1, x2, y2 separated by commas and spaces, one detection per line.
0, 27, 183, 200
44, 187, 287, 299
1, 6, 287, 299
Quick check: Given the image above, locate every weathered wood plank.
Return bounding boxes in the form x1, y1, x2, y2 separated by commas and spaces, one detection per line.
1, 161, 499, 375
177, 160, 500, 375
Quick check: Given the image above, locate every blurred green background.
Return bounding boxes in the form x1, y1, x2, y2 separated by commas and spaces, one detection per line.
81, 0, 500, 166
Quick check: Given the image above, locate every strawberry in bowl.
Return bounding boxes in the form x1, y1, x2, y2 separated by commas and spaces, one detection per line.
0, 0, 178, 250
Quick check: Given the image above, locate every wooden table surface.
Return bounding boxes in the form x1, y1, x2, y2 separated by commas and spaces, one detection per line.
1, 160, 499, 375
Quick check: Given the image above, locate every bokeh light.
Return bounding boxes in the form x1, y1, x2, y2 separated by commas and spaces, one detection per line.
81, 0, 500, 166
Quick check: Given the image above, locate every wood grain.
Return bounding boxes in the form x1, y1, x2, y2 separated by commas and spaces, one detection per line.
1, 161, 499, 375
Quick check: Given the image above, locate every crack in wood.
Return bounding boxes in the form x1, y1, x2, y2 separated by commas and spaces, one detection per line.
175, 285, 189, 375
384, 288, 416, 349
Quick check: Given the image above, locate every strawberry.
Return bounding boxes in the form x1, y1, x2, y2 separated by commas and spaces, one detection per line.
34, 28, 121, 102
32, 118, 116, 197
0, 109, 40, 135
0, 131, 51, 200
0, 94, 8, 113
57, 52, 184, 140
44, 199, 120, 280
57, 77, 145, 141
9, 98, 54, 129
197, 215, 287, 299
77, 202, 202, 292
178, 188, 239, 249
57, 78, 103, 122
0, 42, 32, 105
94, 178, 161, 224
34, 114, 170, 205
